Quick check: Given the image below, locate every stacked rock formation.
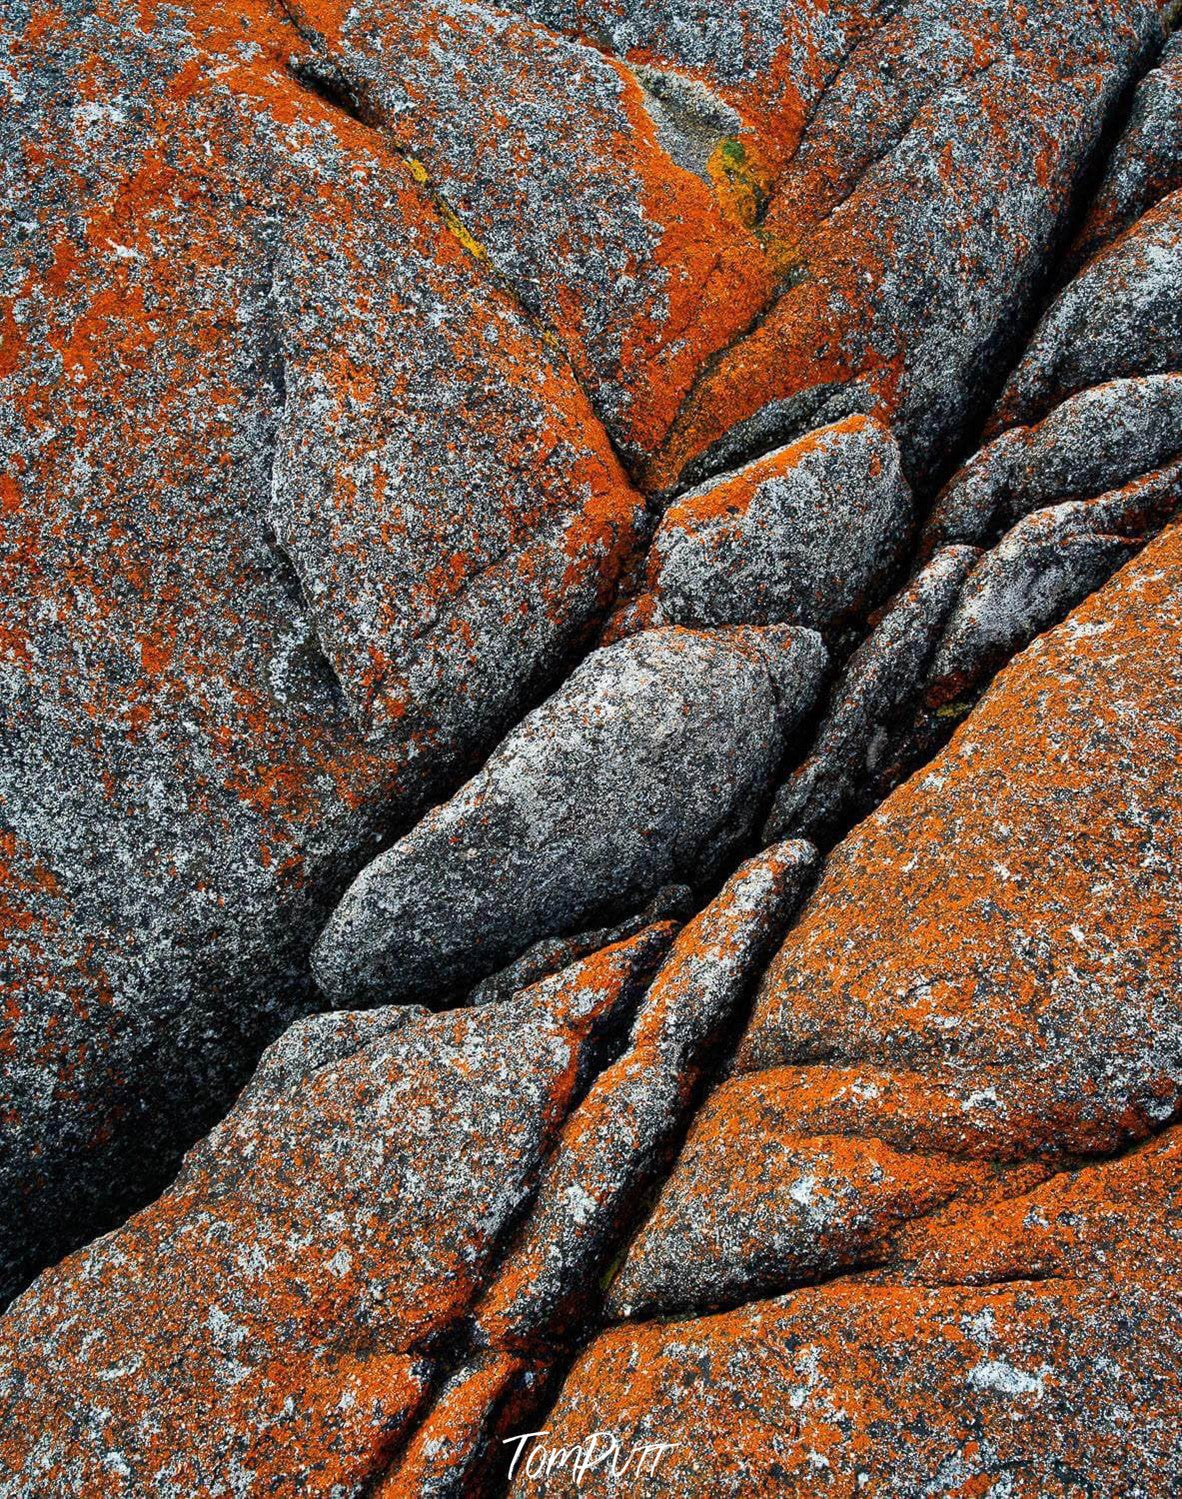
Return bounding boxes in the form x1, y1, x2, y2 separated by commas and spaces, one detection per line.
2, 0, 1181, 1494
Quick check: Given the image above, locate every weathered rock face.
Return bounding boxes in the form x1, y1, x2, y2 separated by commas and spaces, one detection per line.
993, 190, 1182, 432
631, 415, 911, 633
0, 930, 673, 1496
0, 0, 642, 1299
283, 0, 775, 468
8, 0, 1182, 1492
314, 625, 826, 1005
650, 0, 1168, 489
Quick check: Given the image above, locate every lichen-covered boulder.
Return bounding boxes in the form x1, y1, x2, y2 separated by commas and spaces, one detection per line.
314, 625, 827, 1005
283, 0, 775, 468
649, 0, 1167, 488
0, 0, 641, 1301
636, 415, 911, 632
0, 930, 673, 1498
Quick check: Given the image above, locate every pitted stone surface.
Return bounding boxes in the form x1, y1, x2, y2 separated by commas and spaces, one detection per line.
0, 931, 672, 1497
314, 626, 826, 1006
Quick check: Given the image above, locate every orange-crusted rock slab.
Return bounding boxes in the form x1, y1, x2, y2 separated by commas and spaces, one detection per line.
532, 1131, 1182, 1494
284, 0, 774, 468
739, 521, 1182, 1117
474, 842, 817, 1353
0, 930, 672, 1497
651, 0, 1166, 488
0, 0, 642, 1301
491, 0, 895, 167
524, 1277, 1182, 1494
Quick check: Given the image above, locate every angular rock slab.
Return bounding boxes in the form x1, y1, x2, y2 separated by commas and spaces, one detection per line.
285, 0, 774, 468
314, 625, 827, 1006
926, 374, 1182, 552
993, 188, 1182, 432
474, 841, 817, 1352
741, 522, 1182, 1104
528, 1151, 1182, 1496
650, 0, 1166, 488
1071, 30, 1182, 274
0, 930, 672, 1498
637, 415, 911, 632
0, 0, 639, 1300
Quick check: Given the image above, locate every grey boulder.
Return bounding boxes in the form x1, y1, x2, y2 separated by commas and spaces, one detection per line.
313, 626, 827, 1004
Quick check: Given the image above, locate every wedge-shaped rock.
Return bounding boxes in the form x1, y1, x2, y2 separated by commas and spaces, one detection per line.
650, 0, 1166, 487
1071, 31, 1182, 273
0, 0, 641, 1302
493, 0, 895, 165
766, 544, 979, 843
529, 1134, 1182, 1496
474, 842, 817, 1351
0, 931, 672, 1498
636, 415, 911, 632
285, 0, 773, 467
926, 374, 1182, 552
608, 1116, 1000, 1319
314, 626, 827, 1005
993, 189, 1182, 431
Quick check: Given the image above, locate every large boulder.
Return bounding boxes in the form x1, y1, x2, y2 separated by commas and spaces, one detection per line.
314, 625, 827, 1004
0, 930, 673, 1498
0, 0, 640, 1300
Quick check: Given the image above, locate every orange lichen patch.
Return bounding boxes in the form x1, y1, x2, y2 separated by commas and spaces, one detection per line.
611, 1119, 997, 1317
647, 0, 1160, 489
740, 522, 1182, 1111
283, 0, 776, 469
474, 845, 816, 1353
897, 1123, 1182, 1287
526, 1272, 1182, 1495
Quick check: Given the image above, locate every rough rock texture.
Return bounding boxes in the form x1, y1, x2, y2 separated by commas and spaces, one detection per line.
994, 190, 1182, 432
766, 544, 980, 843
630, 415, 911, 633
284, 0, 775, 468
493, 0, 895, 165
0, 931, 672, 1497
651, 0, 1168, 489
314, 626, 826, 1005
535, 1178, 1182, 1495
926, 374, 1182, 552
474, 843, 817, 1351
0, 0, 644, 1301
9, 0, 1182, 1492
1071, 29, 1182, 272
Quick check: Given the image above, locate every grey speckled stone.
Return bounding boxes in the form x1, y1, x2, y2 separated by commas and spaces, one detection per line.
645, 415, 912, 632
993, 190, 1182, 432
926, 374, 1182, 551
313, 626, 827, 1006
767, 544, 980, 844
